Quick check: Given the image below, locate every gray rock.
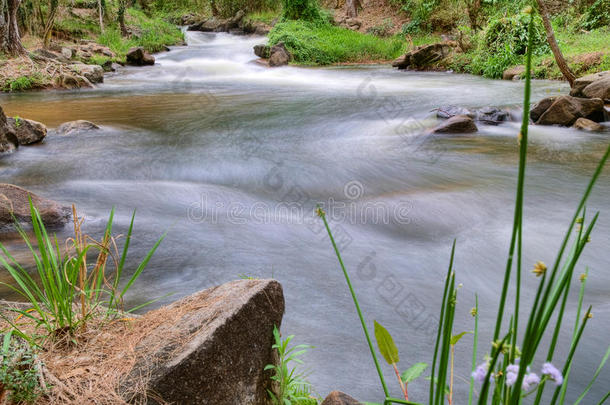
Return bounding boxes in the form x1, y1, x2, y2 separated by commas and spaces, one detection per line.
254, 44, 271, 59
433, 115, 478, 133
120, 279, 285, 405
573, 117, 605, 132
0, 184, 70, 230
61, 47, 73, 59
476, 107, 511, 125
7, 117, 47, 145
0, 106, 18, 154
393, 43, 453, 70
536, 95, 605, 126
70, 63, 104, 84
437, 105, 475, 119
321, 391, 362, 405
570, 71, 610, 97
56, 120, 100, 136
582, 76, 610, 101
126, 47, 155, 66
503, 65, 526, 80
269, 42, 291, 67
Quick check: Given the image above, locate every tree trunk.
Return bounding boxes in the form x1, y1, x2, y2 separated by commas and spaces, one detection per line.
42, 0, 58, 48
210, 0, 219, 16
97, 0, 104, 33
1, 0, 25, 55
346, 0, 361, 18
536, 0, 575, 87
118, 0, 128, 37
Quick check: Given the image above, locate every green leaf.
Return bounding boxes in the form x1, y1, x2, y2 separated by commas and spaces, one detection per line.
451, 331, 472, 346
401, 362, 428, 383
374, 320, 399, 365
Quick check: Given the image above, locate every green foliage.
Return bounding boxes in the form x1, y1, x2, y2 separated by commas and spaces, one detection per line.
399, 0, 440, 34
4, 75, 43, 92
281, 0, 323, 22
484, 13, 548, 56
0, 202, 164, 340
579, 0, 610, 30
268, 21, 404, 65
374, 321, 399, 365
265, 326, 317, 405
0, 331, 45, 404
367, 18, 395, 37
401, 363, 428, 383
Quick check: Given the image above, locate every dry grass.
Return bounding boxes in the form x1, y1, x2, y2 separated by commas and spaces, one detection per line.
0, 294, 218, 405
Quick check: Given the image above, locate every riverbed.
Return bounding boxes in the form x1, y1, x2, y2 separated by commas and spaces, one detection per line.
1, 32, 609, 403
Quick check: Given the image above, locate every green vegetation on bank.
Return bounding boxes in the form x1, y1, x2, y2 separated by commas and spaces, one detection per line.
269, 21, 404, 65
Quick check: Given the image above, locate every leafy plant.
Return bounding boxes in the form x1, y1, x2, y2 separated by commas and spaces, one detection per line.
265, 326, 317, 405
0, 331, 45, 404
281, 0, 323, 23
0, 201, 164, 342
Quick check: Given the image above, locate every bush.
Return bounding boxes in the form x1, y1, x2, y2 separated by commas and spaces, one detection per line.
484, 13, 549, 56
281, 0, 324, 22
579, 0, 610, 30
0, 332, 45, 404
268, 20, 405, 65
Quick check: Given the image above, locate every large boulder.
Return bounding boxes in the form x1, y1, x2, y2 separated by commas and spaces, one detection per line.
433, 115, 478, 133
573, 117, 605, 132
530, 96, 559, 122
582, 76, 610, 101
56, 120, 100, 136
503, 65, 526, 80
570, 71, 610, 97
0, 107, 18, 154
393, 43, 453, 70
70, 64, 104, 84
321, 391, 362, 405
269, 42, 291, 67
126, 47, 155, 66
7, 117, 47, 145
120, 279, 285, 405
535, 95, 605, 126
0, 184, 70, 230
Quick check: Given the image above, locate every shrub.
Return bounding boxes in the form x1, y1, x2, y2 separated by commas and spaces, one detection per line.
579, 0, 610, 30
0, 332, 45, 404
281, 0, 323, 22
484, 13, 548, 56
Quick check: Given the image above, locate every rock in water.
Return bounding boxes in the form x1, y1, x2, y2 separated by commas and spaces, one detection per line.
126, 47, 155, 66
121, 279, 285, 404
573, 117, 605, 132
254, 44, 271, 59
570, 71, 610, 97
0, 184, 71, 230
476, 107, 510, 125
530, 96, 559, 122
321, 391, 362, 405
436, 105, 475, 119
433, 115, 478, 133
70, 64, 104, 84
269, 42, 291, 67
0, 107, 18, 154
392, 43, 453, 70
535, 96, 605, 126
582, 76, 610, 101
7, 117, 47, 145
503, 65, 526, 80
56, 120, 100, 136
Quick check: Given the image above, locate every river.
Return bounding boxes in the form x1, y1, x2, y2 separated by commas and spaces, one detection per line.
1, 31, 609, 403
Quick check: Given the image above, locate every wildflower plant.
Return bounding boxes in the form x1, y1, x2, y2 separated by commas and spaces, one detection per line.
318, 5, 610, 405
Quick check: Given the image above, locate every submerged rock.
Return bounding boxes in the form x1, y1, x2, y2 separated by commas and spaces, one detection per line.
56, 120, 100, 136
535, 95, 605, 126
7, 117, 47, 145
573, 117, 605, 132
321, 391, 362, 405
126, 47, 155, 66
433, 115, 478, 133
269, 42, 291, 67
0, 184, 71, 230
120, 279, 285, 404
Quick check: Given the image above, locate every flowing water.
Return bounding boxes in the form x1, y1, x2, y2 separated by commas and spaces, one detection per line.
1, 32, 609, 403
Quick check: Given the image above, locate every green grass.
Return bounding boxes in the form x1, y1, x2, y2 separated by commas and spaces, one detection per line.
268, 20, 405, 65
3, 74, 45, 92
247, 10, 280, 25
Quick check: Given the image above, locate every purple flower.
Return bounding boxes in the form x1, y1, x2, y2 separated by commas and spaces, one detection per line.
472, 362, 489, 384
505, 364, 519, 386
542, 362, 563, 385
522, 373, 541, 391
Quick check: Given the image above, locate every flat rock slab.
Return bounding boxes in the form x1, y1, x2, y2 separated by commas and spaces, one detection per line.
0, 184, 71, 230
321, 391, 362, 405
121, 279, 285, 405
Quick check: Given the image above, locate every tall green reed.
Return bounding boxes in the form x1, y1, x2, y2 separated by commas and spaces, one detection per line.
319, 6, 610, 405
